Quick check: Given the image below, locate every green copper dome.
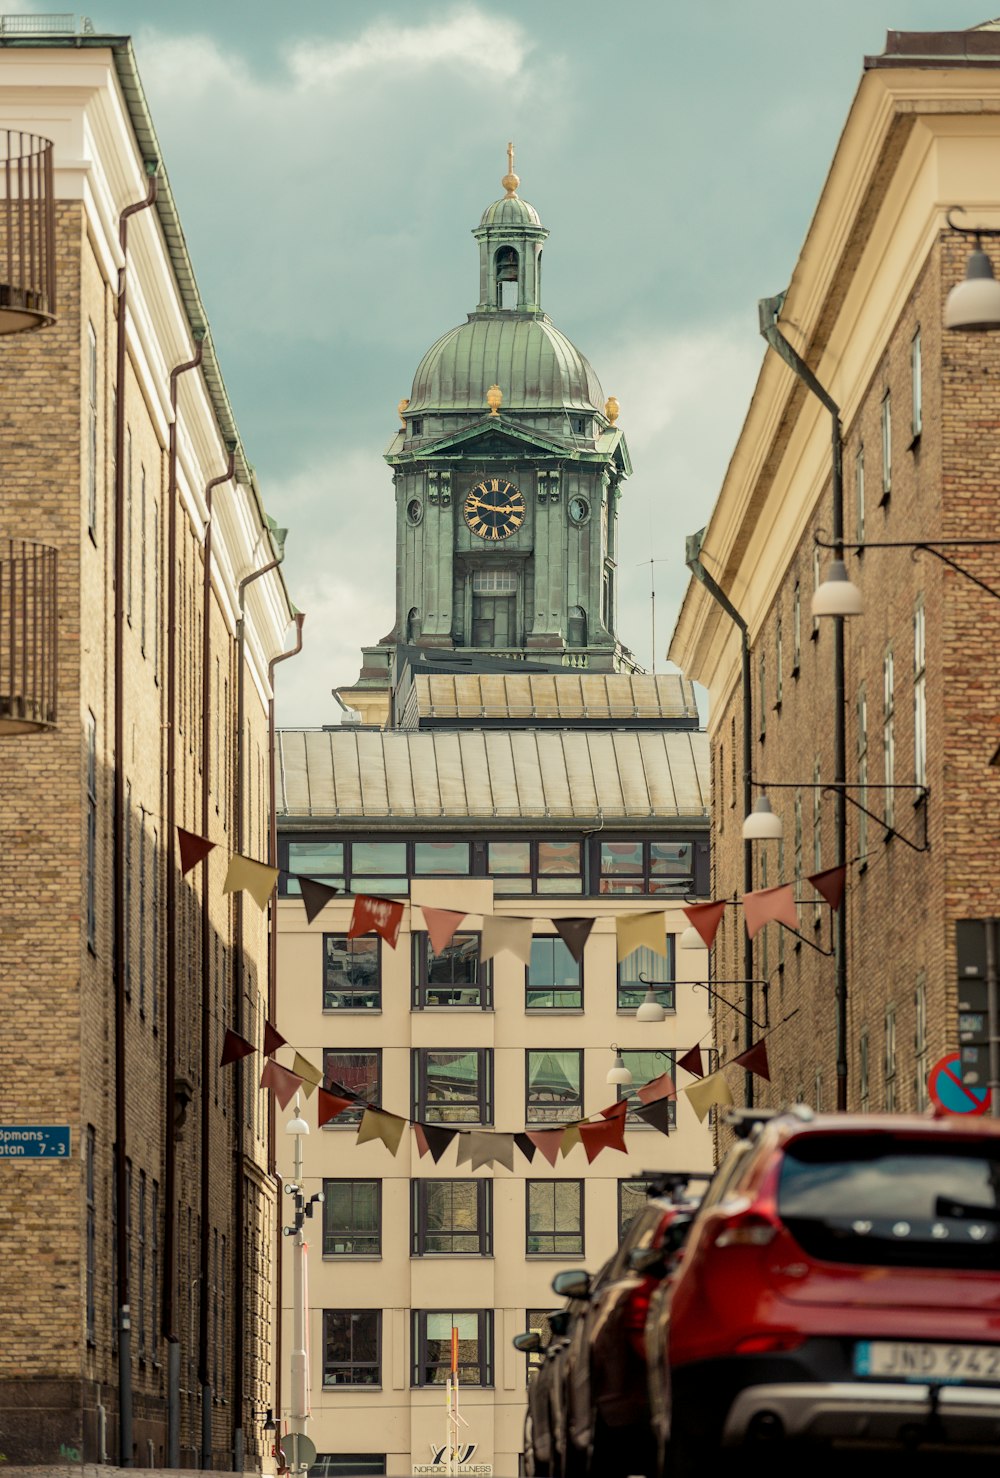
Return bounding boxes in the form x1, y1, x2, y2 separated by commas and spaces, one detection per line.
406, 314, 605, 414
479, 194, 542, 227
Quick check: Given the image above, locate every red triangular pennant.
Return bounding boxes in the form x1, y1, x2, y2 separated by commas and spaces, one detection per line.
807, 864, 847, 912
677, 1045, 705, 1079
177, 826, 215, 876
525, 1128, 566, 1168
421, 907, 467, 955
681, 898, 726, 948
637, 1071, 675, 1105
260, 1059, 303, 1110
599, 1099, 629, 1120
299, 875, 341, 925
733, 1039, 771, 1082
578, 1114, 628, 1164
552, 917, 595, 964
348, 894, 404, 948
743, 883, 798, 940
413, 1123, 431, 1158
262, 1020, 286, 1058
220, 1029, 255, 1067
317, 1087, 354, 1127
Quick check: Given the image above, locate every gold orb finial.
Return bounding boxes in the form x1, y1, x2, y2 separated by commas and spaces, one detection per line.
397, 397, 409, 427
502, 140, 519, 198
486, 384, 503, 417
605, 395, 620, 425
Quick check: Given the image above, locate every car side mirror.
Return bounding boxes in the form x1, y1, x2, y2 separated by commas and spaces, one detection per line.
513, 1331, 542, 1353
548, 1309, 571, 1337
551, 1268, 591, 1298
629, 1245, 667, 1276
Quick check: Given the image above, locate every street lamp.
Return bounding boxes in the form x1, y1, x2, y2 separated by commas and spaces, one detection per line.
811, 560, 864, 618
606, 1046, 633, 1086
944, 209, 1000, 331
635, 987, 667, 1023
282, 1101, 322, 1472
742, 795, 784, 841
678, 925, 707, 951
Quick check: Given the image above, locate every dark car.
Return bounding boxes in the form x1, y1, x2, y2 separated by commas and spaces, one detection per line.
557, 1175, 706, 1478
515, 1306, 574, 1476
646, 1106, 1000, 1476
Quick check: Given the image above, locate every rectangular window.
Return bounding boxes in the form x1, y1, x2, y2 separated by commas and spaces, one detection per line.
212, 1229, 219, 1394
309, 1459, 386, 1478
525, 1310, 550, 1375
526, 1180, 584, 1255
526, 936, 581, 1010
487, 840, 530, 876
915, 973, 929, 1112
323, 1310, 381, 1387
86, 1126, 96, 1344
285, 839, 345, 896
138, 819, 147, 1017
487, 839, 583, 895
618, 1179, 651, 1242
812, 759, 822, 922
883, 646, 895, 829
617, 942, 674, 1012
324, 936, 381, 1011
87, 322, 98, 540
859, 1030, 870, 1110
884, 1005, 897, 1112
140, 467, 147, 654
126, 428, 133, 623
413, 841, 470, 875
351, 840, 406, 874
812, 547, 821, 637
616, 1051, 677, 1127
599, 840, 693, 895
86, 710, 97, 951
881, 391, 892, 502
911, 329, 922, 437
323, 1050, 380, 1125
219, 1234, 226, 1398
152, 500, 160, 681
857, 683, 869, 862
792, 580, 801, 674
914, 599, 926, 788
138, 1170, 147, 1358
758, 650, 766, 739
124, 781, 132, 996
855, 445, 865, 543
322, 1180, 380, 1256
411, 1179, 492, 1255
413, 1048, 492, 1125
775, 614, 783, 706
151, 830, 159, 1026
794, 791, 803, 899
525, 1049, 583, 1124
412, 1310, 492, 1387
413, 932, 489, 1009
111, 1156, 118, 1351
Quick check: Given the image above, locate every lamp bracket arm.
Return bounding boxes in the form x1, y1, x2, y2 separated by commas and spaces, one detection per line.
822, 785, 930, 853
947, 207, 1000, 240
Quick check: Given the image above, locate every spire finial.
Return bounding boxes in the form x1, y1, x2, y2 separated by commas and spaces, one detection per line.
502, 140, 519, 198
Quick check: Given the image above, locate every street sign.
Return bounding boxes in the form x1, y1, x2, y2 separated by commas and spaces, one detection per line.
928, 1052, 990, 1116
960, 1044, 990, 1087
0, 1125, 71, 1158
959, 1010, 989, 1046
956, 920, 989, 979
278, 1433, 316, 1473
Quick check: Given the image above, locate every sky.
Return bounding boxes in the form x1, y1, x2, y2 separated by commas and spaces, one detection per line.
47, 0, 997, 721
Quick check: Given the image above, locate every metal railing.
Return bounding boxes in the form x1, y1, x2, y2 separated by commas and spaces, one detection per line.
0, 14, 92, 33
0, 130, 56, 331
0, 539, 57, 731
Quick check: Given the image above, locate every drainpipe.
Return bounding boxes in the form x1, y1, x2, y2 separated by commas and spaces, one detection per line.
113, 159, 158, 1471
233, 548, 286, 1472
759, 293, 848, 1111
685, 531, 755, 1109
198, 444, 236, 1471
267, 611, 304, 1440
164, 332, 205, 1469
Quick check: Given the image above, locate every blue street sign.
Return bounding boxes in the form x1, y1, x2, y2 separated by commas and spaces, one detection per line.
928, 1055, 990, 1116
0, 1125, 71, 1158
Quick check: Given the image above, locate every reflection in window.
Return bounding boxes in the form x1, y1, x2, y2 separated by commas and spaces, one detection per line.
352, 841, 406, 874
411, 1179, 491, 1255
617, 943, 674, 1012
414, 934, 489, 1009
526, 937, 581, 1009
616, 1051, 677, 1127
527, 1180, 583, 1254
413, 841, 470, 875
412, 1309, 492, 1387
618, 1180, 652, 1241
601, 841, 694, 895
488, 840, 530, 875
415, 1049, 492, 1124
538, 841, 581, 875
324, 936, 380, 1010
323, 1180, 380, 1256
286, 841, 344, 896
323, 1309, 380, 1386
323, 1050, 380, 1125
526, 1049, 583, 1123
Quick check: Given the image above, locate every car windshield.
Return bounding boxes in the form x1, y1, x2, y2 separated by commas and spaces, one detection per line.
777, 1133, 1000, 1269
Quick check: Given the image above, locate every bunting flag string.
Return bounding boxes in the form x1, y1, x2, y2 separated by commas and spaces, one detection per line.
299, 876, 341, 925
420, 907, 468, 955
681, 899, 726, 949
348, 894, 404, 948
177, 826, 216, 876
220, 1028, 255, 1066
807, 865, 847, 911
263, 1020, 286, 1057
732, 1038, 771, 1082
742, 883, 798, 940
260, 1059, 303, 1110
224, 853, 280, 911
552, 917, 595, 964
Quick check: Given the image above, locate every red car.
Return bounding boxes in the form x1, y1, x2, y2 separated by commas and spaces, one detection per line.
646, 1107, 1000, 1475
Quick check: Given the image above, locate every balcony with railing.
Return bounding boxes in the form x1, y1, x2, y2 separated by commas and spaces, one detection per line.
0, 540, 58, 731
0, 130, 57, 333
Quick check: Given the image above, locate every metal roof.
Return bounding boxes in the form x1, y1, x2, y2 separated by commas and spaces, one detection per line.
276, 726, 709, 823
410, 672, 700, 723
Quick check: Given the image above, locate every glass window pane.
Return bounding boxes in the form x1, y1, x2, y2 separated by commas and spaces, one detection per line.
488, 841, 530, 874
289, 841, 344, 875
427, 935, 479, 986
618, 1051, 676, 1127
538, 841, 581, 875
617, 944, 673, 1011
601, 841, 644, 874
619, 1180, 652, 1240
349, 878, 408, 897
325, 936, 380, 1010
414, 842, 470, 875
527, 939, 582, 1010
649, 842, 693, 875
527, 1181, 582, 1253
536, 877, 584, 895
526, 1050, 582, 1123
422, 1050, 484, 1123
323, 1051, 379, 1124
350, 842, 406, 875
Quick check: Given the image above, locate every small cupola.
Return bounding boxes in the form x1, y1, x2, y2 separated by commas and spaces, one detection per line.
473, 143, 549, 315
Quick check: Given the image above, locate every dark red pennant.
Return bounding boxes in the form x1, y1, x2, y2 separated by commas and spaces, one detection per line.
525, 1128, 565, 1167
317, 1087, 354, 1127
348, 894, 404, 948
299, 875, 341, 925
514, 1132, 537, 1162
177, 826, 215, 876
634, 1098, 672, 1135
599, 1099, 629, 1120
807, 864, 847, 912
578, 1114, 628, 1164
413, 1123, 431, 1158
421, 1123, 458, 1164
677, 1045, 705, 1079
262, 1020, 286, 1058
733, 1039, 771, 1082
552, 917, 595, 964
260, 1059, 302, 1110
637, 1071, 675, 1105
220, 1028, 255, 1067
681, 899, 726, 948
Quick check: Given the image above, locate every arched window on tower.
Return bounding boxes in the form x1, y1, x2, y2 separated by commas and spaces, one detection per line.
407, 607, 422, 642
567, 606, 587, 647
495, 247, 519, 310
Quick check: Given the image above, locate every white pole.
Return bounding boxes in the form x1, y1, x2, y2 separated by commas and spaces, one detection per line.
288, 1099, 309, 1470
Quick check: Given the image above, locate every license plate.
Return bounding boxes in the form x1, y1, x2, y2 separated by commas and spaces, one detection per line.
854, 1340, 1000, 1384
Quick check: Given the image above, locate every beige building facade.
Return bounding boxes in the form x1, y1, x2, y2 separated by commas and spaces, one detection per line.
670, 25, 1000, 1115
0, 24, 296, 1470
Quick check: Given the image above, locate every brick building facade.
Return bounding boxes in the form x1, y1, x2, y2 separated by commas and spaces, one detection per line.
670, 25, 1000, 1116
0, 27, 296, 1469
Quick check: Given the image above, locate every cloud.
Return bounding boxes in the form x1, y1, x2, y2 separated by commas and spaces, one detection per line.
287, 7, 530, 87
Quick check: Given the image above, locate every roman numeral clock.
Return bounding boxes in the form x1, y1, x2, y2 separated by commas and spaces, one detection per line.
463, 479, 526, 541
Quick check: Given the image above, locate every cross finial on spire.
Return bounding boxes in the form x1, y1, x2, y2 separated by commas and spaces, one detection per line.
502, 140, 519, 198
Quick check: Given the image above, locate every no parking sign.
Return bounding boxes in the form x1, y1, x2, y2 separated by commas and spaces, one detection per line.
927, 1052, 990, 1116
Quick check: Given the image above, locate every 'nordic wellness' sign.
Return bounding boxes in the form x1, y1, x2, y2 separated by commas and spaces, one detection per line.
0, 1125, 71, 1158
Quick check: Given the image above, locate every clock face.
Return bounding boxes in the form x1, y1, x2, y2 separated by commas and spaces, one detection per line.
463, 478, 526, 541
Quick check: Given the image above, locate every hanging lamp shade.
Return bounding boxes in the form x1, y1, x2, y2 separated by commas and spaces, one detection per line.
944, 246, 1000, 331
812, 560, 863, 618
743, 796, 784, 841
606, 1049, 633, 1086
635, 988, 666, 1023
679, 925, 707, 950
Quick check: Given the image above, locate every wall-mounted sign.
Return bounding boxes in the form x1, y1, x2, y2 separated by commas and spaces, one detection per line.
0, 1125, 71, 1158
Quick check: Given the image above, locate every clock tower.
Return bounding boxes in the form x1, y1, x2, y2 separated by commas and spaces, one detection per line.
381, 150, 633, 673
